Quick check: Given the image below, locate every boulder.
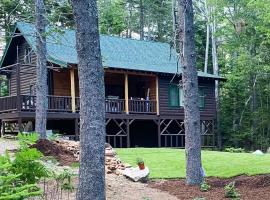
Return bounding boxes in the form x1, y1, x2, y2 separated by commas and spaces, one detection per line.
252, 150, 264, 155
122, 167, 150, 182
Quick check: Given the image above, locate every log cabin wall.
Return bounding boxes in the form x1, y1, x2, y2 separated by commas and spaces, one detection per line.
158, 75, 216, 118
52, 69, 71, 96
9, 38, 36, 95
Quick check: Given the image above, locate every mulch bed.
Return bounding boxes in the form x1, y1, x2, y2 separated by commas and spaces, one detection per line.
31, 139, 77, 165
149, 174, 270, 200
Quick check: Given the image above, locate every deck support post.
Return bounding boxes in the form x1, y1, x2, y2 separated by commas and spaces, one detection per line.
75, 118, 79, 140
158, 119, 161, 147
124, 74, 129, 114
18, 118, 22, 133
1, 120, 4, 137
126, 119, 130, 147
70, 68, 76, 112
156, 76, 159, 115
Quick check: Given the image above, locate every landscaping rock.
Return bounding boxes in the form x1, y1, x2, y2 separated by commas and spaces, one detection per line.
252, 150, 264, 155
122, 167, 150, 182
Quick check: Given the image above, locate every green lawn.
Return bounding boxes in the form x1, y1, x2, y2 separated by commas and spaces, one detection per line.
116, 148, 270, 179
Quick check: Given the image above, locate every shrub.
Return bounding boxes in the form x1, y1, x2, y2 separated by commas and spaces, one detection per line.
0, 152, 42, 199
224, 147, 245, 153
224, 181, 240, 199
12, 147, 49, 184
200, 181, 211, 192
17, 132, 39, 148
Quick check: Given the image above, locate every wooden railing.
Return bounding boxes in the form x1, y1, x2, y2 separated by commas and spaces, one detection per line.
0, 96, 17, 113
105, 99, 125, 113
0, 95, 156, 114
129, 99, 156, 114
21, 95, 72, 112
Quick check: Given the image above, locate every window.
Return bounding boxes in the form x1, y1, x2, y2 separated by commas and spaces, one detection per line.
24, 48, 32, 63
169, 84, 179, 107
168, 84, 205, 109
199, 87, 205, 108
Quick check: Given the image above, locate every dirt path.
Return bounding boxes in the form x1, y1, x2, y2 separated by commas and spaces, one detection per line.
106, 174, 178, 200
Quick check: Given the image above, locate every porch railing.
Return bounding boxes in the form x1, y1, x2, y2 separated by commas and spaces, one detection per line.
0, 95, 156, 114
129, 99, 156, 114
21, 95, 72, 112
106, 99, 125, 113
0, 96, 17, 113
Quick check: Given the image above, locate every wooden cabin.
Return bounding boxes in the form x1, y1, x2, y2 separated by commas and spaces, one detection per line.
0, 22, 223, 148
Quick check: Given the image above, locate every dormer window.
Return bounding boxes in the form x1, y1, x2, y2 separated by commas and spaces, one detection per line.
24, 48, 32, 63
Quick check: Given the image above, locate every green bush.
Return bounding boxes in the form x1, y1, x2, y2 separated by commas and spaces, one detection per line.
12, 148, 49, 184
0, 152, 42, 199
17, 132, 39, 148
224, 147, 245, 153
224, 181, 240, 199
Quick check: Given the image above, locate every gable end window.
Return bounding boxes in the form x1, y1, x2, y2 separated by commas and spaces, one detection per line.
24, 48, 32, 63
168, 84, 205, 109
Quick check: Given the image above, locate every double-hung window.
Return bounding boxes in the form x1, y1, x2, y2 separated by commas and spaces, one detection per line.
168, 84, 205, 109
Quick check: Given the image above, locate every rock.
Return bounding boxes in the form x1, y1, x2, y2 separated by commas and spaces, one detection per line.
252, 150, 264, 155
122, 167, 150, 182
105, 149, 116, 156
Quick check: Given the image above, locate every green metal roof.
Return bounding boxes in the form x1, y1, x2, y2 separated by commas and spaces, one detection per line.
1, 22, 223, 79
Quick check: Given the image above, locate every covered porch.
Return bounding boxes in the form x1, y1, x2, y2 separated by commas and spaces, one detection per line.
0, 65, 159, 115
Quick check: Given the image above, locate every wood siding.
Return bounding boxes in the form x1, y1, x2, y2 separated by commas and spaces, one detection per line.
158, 75, 216, 118
9, 38, 36, 95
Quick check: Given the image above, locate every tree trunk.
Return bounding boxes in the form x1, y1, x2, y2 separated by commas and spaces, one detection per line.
35, 0, 47, 139
178, 0, 203, 185
211, 12, 221, 149
204, 0, 210, 73
70, 0, 106, 200
139, 0, 144, 40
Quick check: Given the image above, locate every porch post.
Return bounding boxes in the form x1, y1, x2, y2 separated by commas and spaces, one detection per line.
126, 119, 130, 147
16, 63, 21, 111
70, 68, 76, 112
158, 119, 161, 147
124, 73, 129, 114
156, 76, 159, 115
75, 118, 79, 140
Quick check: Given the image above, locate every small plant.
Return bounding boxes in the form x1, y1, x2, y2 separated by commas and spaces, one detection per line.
224, 181, 240, 199
136, 158, 144, 164
52, 169, 75, 199
200, 181, 211, 192
17, 132, 39, 148
136, 158, 145, 170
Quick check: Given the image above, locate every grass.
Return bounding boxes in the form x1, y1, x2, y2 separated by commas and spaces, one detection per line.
116, 148, 270, 179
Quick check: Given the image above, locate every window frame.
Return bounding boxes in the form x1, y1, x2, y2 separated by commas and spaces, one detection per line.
168, 84, 180, 107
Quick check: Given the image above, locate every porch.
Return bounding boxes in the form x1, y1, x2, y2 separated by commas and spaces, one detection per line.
0, 63, 159, 115
0, 94, 157, 114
